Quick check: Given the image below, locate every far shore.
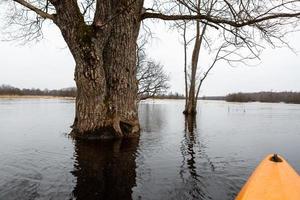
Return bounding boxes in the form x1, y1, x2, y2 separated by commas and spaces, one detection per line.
1, 95, 299, 105
0, 95, 75, 100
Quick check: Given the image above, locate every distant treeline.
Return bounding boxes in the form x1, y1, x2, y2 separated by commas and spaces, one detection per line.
225, 92, 300, 104
4, 84, 299, 104
152, 92, 185, 99
0, 84, 76, 97
201, 96, 225, 100
149, 93, 224, 100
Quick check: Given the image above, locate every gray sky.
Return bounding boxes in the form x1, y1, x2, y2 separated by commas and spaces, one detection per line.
1, 8, 300, 96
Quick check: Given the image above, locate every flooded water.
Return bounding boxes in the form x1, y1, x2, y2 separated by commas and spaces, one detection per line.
0, 98, 300, 200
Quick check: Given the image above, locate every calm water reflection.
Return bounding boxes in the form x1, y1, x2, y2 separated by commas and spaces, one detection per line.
72, 139, 138, 200
0, 98, 300, 200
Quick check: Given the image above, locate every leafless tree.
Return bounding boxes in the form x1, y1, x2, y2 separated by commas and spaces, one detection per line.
172, 0, 298, 115
180, 23, 256, 115
136, 44, 169, 100
2, 0, 300, 139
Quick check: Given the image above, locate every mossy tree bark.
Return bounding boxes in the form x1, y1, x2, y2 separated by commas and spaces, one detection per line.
52, 0, 144, 138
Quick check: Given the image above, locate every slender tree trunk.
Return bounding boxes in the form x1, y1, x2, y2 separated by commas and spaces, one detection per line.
194, 80, 203, 109
184, 21, 201, 115
183, 21, 189, 113
54, 1, 144, 139
184, 21, 207, 116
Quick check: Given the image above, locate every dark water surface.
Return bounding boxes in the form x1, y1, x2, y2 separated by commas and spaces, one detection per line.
0, 98, 300, 200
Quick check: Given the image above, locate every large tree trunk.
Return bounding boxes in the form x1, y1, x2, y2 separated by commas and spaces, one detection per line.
54, 1, 144, 139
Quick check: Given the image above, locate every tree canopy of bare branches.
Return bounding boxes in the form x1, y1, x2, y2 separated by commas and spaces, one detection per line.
137, 44, 169, 100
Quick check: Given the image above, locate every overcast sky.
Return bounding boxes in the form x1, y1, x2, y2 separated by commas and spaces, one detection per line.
0, 6, 300, 96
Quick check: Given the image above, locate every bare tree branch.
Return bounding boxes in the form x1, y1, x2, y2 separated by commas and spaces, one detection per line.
12, 0, 54, 20
137, 38, 169, 100
142, 11, 300, 27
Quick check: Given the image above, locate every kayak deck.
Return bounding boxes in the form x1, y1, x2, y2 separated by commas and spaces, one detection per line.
236, 154, 300, 200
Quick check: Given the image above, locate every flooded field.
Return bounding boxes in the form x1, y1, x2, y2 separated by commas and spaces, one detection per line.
0, 98, 300, 200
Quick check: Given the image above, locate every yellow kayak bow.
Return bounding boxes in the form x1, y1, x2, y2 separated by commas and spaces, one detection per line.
236, 154, 300, 200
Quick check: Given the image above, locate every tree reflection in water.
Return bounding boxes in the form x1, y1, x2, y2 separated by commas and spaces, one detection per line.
140, 102, 164, 132
184, 115, 198, 178
180, 115, 215, 199
72, 138, 139, 200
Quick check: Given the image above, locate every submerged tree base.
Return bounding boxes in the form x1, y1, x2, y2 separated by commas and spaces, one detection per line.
183, 109, 197, 116
70, 123, 140, 140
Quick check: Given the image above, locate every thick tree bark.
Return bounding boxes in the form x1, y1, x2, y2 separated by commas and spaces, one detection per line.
53, 1, 144, 139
